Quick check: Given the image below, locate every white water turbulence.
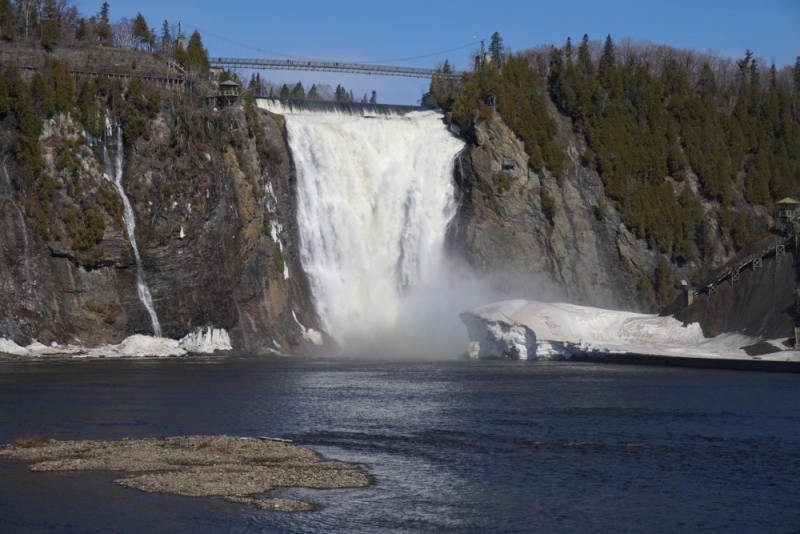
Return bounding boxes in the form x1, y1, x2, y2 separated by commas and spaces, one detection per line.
104, 121, 162, 337
262, 103, 464, 348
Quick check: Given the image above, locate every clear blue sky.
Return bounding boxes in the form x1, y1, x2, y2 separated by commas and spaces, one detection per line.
84, 0, 799, 104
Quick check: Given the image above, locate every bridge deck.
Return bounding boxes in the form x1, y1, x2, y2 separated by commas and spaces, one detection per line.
210, 58, 461, 80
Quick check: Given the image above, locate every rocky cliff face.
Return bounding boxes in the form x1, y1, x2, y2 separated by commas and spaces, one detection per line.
1, 88, 778, 354
449, 102, 670, 312
0, 101, 319, 354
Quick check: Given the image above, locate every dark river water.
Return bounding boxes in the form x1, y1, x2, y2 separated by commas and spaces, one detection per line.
1, 357, 799, 533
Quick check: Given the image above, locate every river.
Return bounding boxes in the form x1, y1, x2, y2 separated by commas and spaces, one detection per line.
1, 358, 799, 533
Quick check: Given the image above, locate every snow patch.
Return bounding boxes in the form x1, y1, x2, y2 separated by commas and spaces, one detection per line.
0, 332, 229, 359
0, 338, 30, 356
97, 335, 186, 358
292, 311, 323, 346
460, 300, 795, 361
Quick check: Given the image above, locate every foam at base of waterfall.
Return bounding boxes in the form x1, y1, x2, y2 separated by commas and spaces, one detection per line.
178, 327, 233, 354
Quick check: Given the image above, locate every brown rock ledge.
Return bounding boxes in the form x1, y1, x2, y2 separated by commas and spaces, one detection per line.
0, 435, 373, 512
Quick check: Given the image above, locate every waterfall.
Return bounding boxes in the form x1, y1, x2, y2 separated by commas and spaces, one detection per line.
258, 101, 464, 345
1, 164, 34, 290
104, 122, 162, 337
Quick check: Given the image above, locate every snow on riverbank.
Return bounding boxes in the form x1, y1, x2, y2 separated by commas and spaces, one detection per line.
0, 328, 233, 359
460, 300, 800, 361
178, 327, 233, 354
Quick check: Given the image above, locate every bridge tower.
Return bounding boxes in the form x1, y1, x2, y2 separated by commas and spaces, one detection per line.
474, 40, 492, 71
176, 21, 186, 52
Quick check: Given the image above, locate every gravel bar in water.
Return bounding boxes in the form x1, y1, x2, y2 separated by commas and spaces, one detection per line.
0, 435, 373, 511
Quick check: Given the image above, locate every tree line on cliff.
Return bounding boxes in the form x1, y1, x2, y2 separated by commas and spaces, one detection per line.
433, 34, 800, 301
0, 0, 177, 53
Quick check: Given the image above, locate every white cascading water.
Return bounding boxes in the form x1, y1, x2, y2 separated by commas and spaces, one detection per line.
2, 165, 34, 289
258, 101, 464, 346
104, 122, 162, 337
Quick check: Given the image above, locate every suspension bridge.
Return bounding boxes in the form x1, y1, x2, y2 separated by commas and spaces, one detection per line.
209, 57, 462, 80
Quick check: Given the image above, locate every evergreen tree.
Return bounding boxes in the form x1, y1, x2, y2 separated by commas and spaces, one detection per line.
360, 93, 367, 103
307, 84, 319, 100
279, 84, 290, 98
0, 0, 15, 39
96, 12, 111, 45
175, 30, 209, 76
565, 37, 573, 67
132, 13, 152, 50
452, 54, 561, 173
794, 56, 800, 92
161, 19, 170, 48
598, 34, 615, 79
290, 81, 305, 99
370, 90, 377, 104
30, 72, 55, 116
750, 58, 759, 87
549, 45, 563, 88
577, 34, 592, 73
654, 258, 677, 308
41, 19, 59, 50
737, 50, 753, 79
489, 31, 504, 66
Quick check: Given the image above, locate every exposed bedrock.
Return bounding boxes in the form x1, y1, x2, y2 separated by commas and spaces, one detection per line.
0, 107, 318, 354
448, 102, 665, 312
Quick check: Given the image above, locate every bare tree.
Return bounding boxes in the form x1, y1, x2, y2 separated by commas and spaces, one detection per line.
16, 0, 37, 38
617, 36, 637, 67
111, 17, 133, 49
519, 44, 553, 77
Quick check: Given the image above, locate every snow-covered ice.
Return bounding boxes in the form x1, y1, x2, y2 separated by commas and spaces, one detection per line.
0, 338, 32, 356
292, 311, 323, 346
460, 300, 800, 361
1, 328, 233, 359
86, 335, 187, 358
178, 327, 233, 354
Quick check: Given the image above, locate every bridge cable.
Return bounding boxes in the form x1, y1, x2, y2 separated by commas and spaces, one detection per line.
182, 21, 482, 67
362, 40, 483, 64
181, 21, 318, 61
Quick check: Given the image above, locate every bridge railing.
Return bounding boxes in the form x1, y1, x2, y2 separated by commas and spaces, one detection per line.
210, 58, 462, 80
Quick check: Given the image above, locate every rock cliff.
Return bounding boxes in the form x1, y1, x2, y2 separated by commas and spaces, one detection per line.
0, 88, 781, 354
0, 100, 319, 354
448, 102, 668, 312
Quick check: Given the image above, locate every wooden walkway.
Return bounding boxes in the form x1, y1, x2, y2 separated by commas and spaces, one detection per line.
694, 235, 794, 296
